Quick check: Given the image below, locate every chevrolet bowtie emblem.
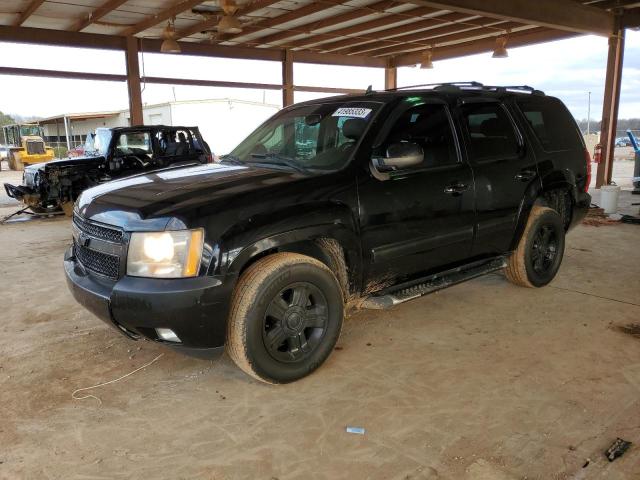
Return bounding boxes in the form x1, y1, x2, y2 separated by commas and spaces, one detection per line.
79, 233, 91, 247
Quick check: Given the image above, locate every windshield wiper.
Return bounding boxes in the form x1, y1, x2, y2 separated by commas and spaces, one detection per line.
219, 154, 245, 165
248, 153, 310, 174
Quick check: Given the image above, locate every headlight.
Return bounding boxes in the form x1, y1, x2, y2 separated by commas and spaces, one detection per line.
127, 229, 204, 278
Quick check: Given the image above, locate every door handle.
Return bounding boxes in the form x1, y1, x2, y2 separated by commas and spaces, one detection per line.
515, 170, 536, 182
444, 183, 470, 195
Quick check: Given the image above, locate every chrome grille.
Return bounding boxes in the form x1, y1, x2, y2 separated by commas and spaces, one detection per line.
72, 215, 124, 279
74, 243, 119, 279
73, 214, 123, 243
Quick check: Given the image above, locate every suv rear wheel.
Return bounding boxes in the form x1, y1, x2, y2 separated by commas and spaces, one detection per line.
505, 205, 565, 288
227, 252, 344, 384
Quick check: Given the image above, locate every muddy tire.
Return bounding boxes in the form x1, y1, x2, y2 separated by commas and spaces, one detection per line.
7, 152, 16, 170
227, 252, 344, 384
505, 205, 565, 288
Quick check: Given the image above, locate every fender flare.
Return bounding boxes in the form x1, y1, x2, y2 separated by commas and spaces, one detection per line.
510, 170, 578, 250
222, 222, 362, 292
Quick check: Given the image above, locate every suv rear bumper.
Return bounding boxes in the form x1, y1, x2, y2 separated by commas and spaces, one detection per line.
569, 191, 591, 230
64, 246, 233, 358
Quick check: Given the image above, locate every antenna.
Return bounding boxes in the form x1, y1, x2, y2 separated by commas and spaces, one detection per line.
365, 85, 373, 95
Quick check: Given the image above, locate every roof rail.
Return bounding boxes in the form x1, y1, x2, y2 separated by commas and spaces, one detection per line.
384, 82, 545, 96
386, 81, 484, 92
488, 85, 545, 95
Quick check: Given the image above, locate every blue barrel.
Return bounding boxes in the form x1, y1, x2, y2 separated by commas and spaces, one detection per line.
628, 131, 640, 193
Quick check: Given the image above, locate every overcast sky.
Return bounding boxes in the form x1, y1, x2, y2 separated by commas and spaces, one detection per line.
0, 29, 638, 121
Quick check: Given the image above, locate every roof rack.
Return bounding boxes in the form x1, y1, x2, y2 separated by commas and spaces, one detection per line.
384, 82, 545, 96
388, 81, 483, 91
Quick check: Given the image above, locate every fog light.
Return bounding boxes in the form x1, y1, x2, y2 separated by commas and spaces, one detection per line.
156, 328, 180, 343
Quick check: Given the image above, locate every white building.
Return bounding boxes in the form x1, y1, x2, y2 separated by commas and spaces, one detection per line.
39, 98, 279, 155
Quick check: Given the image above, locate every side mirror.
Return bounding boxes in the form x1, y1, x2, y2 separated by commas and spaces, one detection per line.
373, 142, 424, 172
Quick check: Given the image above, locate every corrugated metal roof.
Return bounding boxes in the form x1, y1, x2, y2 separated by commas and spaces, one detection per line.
0, 0, 633, 61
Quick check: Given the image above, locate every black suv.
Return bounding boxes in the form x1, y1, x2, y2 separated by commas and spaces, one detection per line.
64, 83, 591, 384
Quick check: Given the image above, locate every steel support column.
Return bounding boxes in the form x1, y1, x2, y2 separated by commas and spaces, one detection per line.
125, 36, 144, 126
385, 64, 397, 90
596, 17, 625, 188
282, 49, 294, 107
63, 116, 71, 150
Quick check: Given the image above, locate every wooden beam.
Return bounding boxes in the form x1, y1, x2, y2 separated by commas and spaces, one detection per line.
393, 27, 579, 66
0, 25, 127, 50
596, 20, 625, 187
355, 21, 523, 58
120, 0, 205, 36
622, 8, 640, 28
248, 0, 398, 46
384, 64, 397, 90
282, 49, 294, 107
174, 0, 279, 40
140, 37, 283, 61
0, 66, 360, 96
143, 38, 389, 67
0, 25, 384, 68
125, 36, 144, 126
291, 50, 386, 68
14, 0, 46, 26
72, 0, 130, 32
0, 66, 127, 82
294, 85, 364, 95
143, 76, 281, 90
398, 0, 614, 35
283, 5, 442, 50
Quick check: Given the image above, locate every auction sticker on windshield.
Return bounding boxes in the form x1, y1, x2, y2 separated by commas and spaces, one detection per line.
332, 107, 372, 118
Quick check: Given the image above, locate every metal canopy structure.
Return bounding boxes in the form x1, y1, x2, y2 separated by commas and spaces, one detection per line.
1, 0, 639, 186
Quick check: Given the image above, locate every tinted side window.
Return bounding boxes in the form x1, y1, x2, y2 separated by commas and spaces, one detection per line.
157, 129, 195, 157
384, 103, 458, 168
516, 98, 581, 152
461, 103, 519, 161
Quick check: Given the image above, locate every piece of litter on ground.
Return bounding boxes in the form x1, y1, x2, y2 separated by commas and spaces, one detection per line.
346, 426, 365, 435
605, 438, 632, 462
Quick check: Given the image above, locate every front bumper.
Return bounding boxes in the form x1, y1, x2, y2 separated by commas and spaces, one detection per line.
64, 246, 233, 358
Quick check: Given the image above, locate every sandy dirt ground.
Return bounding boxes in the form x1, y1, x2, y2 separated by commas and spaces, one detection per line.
0, 173, 640, 480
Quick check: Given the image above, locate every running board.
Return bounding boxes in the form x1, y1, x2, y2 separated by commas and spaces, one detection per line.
361, 256, 507, 310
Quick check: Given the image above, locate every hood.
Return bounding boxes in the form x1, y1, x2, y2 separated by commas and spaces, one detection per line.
24, 161, 49, 174
76, 163, 303, 229
44, 155, 106, 170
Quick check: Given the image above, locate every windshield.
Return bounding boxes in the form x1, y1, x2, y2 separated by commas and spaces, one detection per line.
19, 125, 42, 137
230, 101, 382, 172
93, 129, 112, 156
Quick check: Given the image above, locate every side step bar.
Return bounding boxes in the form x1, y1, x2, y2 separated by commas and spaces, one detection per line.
361, 256, 507, 310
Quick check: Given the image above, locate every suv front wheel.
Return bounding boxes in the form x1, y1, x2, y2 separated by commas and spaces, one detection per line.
505, 205, 565, 288
227, 252, 344, 384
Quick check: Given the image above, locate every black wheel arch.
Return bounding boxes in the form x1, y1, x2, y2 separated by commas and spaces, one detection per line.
510, 169, 578, 250
223, 225, 361, 300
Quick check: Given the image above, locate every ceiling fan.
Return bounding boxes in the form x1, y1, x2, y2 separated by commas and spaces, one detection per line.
192, 0, 244, 38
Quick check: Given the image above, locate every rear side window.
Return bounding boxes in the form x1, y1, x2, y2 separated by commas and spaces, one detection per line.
461, 103, 519, 162
516, 98, 581, 152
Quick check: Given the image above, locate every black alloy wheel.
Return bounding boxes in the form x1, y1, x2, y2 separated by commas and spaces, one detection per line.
530, 224, 559, 275
262, 282, 329, 363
